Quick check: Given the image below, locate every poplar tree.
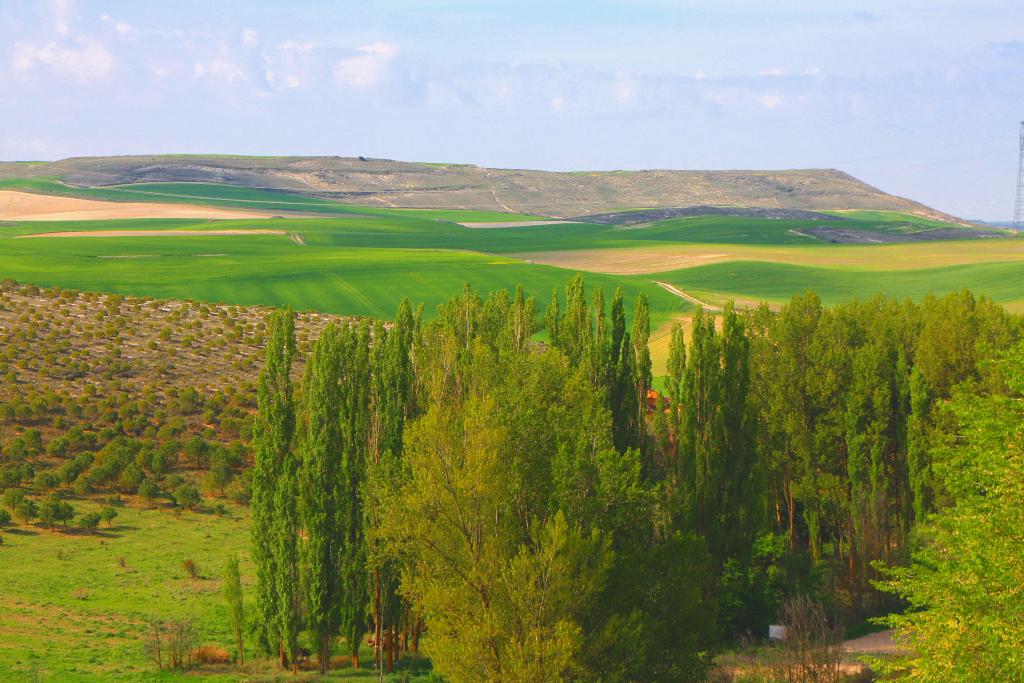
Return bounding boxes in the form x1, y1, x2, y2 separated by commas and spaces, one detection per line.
300, 324, 344, 673
223, 553, 245, 665
250, 309, 297, 666
273, 435, 301, 670
339, 322, 371, 668
544, 287, 560, 348
632, 293, 652, 452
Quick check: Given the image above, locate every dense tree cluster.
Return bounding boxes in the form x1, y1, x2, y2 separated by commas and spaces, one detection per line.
876, 342, 1024, 680
246, 278, 1020, 680
2, 275, 1021, 679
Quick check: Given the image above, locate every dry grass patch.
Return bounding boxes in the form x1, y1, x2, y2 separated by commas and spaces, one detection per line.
0, 190, 272, 221
518, 238, 1024, 275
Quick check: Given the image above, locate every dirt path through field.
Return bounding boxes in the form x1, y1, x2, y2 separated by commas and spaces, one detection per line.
0, 190, 272, 221
654, 281, 723, 312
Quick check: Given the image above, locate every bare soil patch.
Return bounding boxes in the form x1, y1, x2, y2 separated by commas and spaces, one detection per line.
459, 220, 582, 229
843, 629, 900, 654
15, 229, 285, 239
0, 190, 272, 221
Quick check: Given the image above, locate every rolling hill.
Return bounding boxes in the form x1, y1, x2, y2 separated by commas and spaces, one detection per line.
0, 154, 964, 221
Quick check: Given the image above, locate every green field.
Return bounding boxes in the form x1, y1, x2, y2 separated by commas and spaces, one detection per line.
658, 260, 1024, 307
0, 500, 249, 681
0, 499, 425, 681
0, 225, 687, 327
2, 180, 1023, 326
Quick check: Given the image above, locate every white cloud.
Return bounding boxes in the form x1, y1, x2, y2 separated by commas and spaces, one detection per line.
279, 41, 317, 54
115, 22, 132, 36
334, 41, 398, 87
194, 59, 244, 82
149, 64, 172, 78
285, 74, 301, 88
613, 73, 635, 104
760, 67, 787, 77
242, 29, 258, 46
804, 66, 822, 76
12, 38, 113, 82
694, 70, 707, 81
758, 92, 785, 108
52, 0, 73, 36
550, 96, 566, 112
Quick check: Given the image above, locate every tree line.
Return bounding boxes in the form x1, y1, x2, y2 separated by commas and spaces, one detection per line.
248, 275, 1020, 680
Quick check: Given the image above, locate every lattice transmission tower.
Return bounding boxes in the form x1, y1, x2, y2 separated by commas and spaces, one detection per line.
1015, 121, 1024, 231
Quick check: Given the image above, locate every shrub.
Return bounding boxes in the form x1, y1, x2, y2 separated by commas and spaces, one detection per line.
138, 479, 159, 504
100, 506, 119, 527
173, 482, 201, 510
192, 645, 230, 665
77, 512, 102, 531
0, 508, 10, 526
182, 559, 200, 580
33, 470, 59, 492
15, 498, 37, 524
38, 494, 75, 530
143, 618, 197, 671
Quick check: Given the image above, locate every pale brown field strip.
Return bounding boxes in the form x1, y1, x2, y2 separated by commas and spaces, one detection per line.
14, 229, 286, 239
516, 239, 1024, 274
458, 220, 583, 228
0, 190, 273, 221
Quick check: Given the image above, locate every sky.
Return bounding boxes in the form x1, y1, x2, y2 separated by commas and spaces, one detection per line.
1, 0, 1023, 220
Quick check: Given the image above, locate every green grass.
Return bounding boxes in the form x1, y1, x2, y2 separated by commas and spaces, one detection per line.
0, 500, 428, 681
1, 178, 1021, 326
0, 224, 688, 328
658, 260, 1024, 306
0, 500, 246, 681
819, 209, 963, 229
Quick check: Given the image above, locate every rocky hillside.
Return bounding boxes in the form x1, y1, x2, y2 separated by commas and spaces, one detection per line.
0, 155, 960, 221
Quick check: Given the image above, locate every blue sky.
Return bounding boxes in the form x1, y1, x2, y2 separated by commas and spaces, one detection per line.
1, 1, 1022, 219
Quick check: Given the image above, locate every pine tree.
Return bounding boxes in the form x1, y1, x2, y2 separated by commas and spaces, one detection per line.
250, 309, 297, 665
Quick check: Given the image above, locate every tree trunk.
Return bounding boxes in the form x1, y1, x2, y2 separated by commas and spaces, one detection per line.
373, 569, 382, 668
320, 632, 330, 674
279, 641, 287, 669
352, 651, 360, 669
411, 617, 421, 653
786, 463, 796, 551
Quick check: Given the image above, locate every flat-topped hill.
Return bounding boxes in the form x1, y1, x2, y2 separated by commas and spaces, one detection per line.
0, 154, 960, 222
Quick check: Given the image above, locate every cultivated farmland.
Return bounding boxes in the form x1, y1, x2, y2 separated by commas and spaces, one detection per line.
0, 177, 1021, 323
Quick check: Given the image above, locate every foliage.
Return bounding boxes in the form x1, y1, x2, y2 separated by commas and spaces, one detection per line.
222, 553, 245, 665
875, 344, 1024, 680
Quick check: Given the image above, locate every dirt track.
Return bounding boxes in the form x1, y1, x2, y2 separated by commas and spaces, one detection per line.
0, 190, 272, 221
653, 281, 723, 312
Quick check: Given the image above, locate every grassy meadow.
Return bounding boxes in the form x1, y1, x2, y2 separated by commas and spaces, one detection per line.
0, 498, 428, 681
